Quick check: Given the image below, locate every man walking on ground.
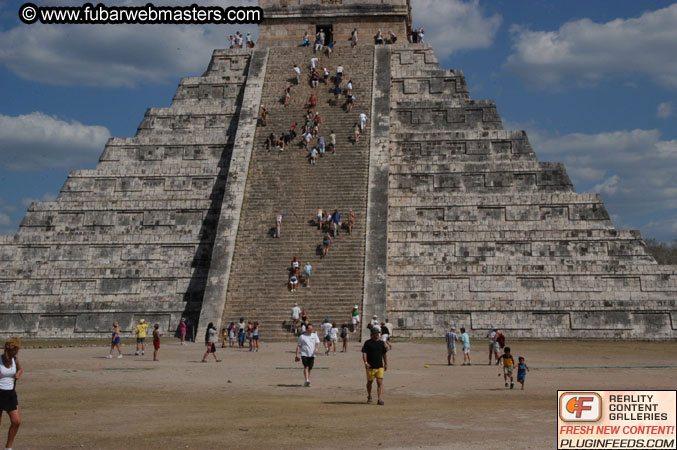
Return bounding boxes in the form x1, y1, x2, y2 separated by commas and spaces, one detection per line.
321, 318, 333, 355
460, 327, 471, 365
362, 327, 388, 405
445, 326, 458, 365
295, 324, 320, 387
134, 318, 149, 356
487, 326, 500, 365
384, 318, 394, 339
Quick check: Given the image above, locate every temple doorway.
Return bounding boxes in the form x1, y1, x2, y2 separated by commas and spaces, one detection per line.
316, 25, 333, 45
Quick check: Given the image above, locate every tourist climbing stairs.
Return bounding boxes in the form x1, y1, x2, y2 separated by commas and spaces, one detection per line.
223, 43, 374, 341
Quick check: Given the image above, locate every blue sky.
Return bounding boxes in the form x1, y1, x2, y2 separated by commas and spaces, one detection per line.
1, 0, 676, 241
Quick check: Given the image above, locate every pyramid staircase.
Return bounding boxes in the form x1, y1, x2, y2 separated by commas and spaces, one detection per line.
222, 44, 374, 340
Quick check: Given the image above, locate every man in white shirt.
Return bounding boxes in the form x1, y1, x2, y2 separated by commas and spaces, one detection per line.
310, 57, 319, 70
487, 326, 497, 365
359, 112, 368, 131
275, 212, 283, 238
309, 147, 318, 165
336, 64, 344, 77
329, 323, 339, 354
320, 318, 333, 355
295, 325, 321, 387
291, 303, 301, 327
293, 65, 301, 85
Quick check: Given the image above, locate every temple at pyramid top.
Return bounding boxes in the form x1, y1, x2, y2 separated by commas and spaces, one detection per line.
258, 0, 411, 45
0, 0, 675, 340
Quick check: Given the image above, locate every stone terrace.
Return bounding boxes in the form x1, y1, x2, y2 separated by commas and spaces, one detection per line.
385, 45, 677, 339
0, 49, 253, 337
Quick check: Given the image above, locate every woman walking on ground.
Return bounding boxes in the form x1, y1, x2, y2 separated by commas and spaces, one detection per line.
201, 323, 221, 362
0, 338, 22, 449
252, 322, 260, 352
180, 318, 187, 345
107, 321, 123, 358
341, 323, 349, 352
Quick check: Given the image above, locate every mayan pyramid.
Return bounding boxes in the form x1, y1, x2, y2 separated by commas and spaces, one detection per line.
1, 0, 675, 339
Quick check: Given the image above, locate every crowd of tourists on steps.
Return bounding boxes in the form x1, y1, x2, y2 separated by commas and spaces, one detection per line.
256, 40, 367, 294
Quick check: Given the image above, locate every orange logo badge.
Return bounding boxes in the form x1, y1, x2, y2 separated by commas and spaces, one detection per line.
559, 392, 602, 422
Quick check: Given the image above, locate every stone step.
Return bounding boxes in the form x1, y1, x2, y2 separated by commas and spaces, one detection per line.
222, 45, 375, 340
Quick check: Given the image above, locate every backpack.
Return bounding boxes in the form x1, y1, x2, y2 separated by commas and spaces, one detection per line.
497, 333, 506, 349
341, 328, 347, 339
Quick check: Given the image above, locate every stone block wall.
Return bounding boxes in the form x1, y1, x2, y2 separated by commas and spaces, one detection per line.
258, 0, 409, 45
0, 49, 254, 338
385, 45, 677, 339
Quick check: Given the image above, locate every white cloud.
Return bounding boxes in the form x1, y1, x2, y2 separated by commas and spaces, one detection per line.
411, 0, 501, 59
0, 0, 258, 87
0, 213, 10, 227
0, 197, 16, 214
656, 102, 674, 119
514, 123, 677, 240
0, 112, 110, 171
642, 216, 677, 241
591, 174, 620, 196
503, 4, 677, 89
22, 193, 57, 209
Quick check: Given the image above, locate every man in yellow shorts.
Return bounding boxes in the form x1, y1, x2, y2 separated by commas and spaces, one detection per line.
361, 327, 388, 405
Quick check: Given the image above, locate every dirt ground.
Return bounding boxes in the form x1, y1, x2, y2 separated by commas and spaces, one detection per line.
3, 338, 675, 449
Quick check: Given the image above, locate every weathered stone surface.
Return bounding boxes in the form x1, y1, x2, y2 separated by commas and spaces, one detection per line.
0, 48, 253, 337
386, 41, 677, 339
0, 2, 675, 339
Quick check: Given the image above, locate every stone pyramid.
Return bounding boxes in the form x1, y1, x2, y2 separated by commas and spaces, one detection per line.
0, 0, 674, 339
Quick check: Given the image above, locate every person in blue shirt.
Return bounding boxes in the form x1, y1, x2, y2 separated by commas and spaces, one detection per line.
332, 209, 341, 237
304, 262, 312, 287
517, 357, 530, 390
460, 327, 471, 365
318, 136, 326, 155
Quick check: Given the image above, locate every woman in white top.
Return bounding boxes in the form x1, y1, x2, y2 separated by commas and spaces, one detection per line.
201, 323, 221, 363
0, 338, 22, 449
